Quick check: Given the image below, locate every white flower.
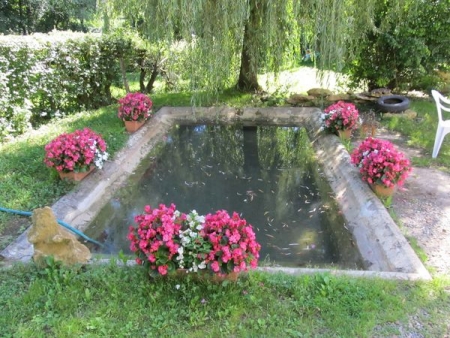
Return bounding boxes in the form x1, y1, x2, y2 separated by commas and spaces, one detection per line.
181, 236, 191, 245
175, 284, 180, 290
198, 261, 206, 270
190, 263, 199, 272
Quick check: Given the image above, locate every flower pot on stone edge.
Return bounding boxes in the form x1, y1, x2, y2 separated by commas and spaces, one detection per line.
58, 166, 95, 182
124, 120, 146, 133
370, 183, 396, 198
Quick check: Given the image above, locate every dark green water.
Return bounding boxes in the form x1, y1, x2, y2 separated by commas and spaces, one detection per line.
87, 124, 364, 269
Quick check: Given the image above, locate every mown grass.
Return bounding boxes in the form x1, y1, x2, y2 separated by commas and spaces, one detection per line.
0, 261, 449, 337
0, 105, 129, 248
1, 69, 450, 337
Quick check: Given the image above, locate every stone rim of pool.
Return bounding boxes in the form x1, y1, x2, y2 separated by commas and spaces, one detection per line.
2, 107, 431, 280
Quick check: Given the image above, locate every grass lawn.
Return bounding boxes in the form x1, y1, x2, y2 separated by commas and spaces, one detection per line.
1, 261, 449, 337
1, 68, 450, 336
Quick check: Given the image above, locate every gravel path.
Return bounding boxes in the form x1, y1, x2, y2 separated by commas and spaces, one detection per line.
393, 166, 450, 276
356, 128, 450, 337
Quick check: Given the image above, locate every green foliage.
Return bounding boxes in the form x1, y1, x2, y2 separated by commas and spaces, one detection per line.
110, 0, 379, 93
345, 0, 450, 91
0, 0, 97, 34
0, 33, 134, 139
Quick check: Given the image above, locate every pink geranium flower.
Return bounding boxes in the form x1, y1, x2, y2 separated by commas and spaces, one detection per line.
322, 101, 360, 133
118, 92, 153, 122
350, 137, 412, 188
128, 204, 261, 278
44, 128, 108, 173
202, 210, 261, 276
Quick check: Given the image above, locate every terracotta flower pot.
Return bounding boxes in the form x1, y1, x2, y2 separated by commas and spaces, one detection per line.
337, 128, 352, 140
211, 271, 239, 282
370, 183, 396, 198
124, 120, 145, 133
58, 166, 95, 181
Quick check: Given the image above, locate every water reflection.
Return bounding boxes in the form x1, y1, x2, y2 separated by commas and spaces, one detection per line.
87, 125, 363, 269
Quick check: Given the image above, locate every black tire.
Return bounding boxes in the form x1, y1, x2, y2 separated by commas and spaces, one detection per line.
377, 95, 410, 113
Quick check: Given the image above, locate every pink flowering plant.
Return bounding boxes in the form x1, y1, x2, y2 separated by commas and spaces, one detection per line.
350, 137, 412, 188
321, 101, 360, 133
44, 128, 109, 173
118, 92, 153, 122
128, 204, 261, 278
202, 210, 261, 276
128, 204, 184, 277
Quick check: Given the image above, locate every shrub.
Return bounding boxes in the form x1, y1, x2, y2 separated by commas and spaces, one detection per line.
0, 33, 135, 140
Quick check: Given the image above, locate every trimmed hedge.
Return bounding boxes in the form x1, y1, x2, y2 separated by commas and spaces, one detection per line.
0, 32, 133, 139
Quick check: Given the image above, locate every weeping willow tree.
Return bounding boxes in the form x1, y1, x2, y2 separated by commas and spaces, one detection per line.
109, 0, 404, 94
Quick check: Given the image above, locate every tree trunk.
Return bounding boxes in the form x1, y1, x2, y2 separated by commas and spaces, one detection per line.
139, 68, 147, 93
119, 57, 130, 93
19, 0, 27, 35
103, 8, 110, 33
145, 61, 159, 93
237, 0, 261, 92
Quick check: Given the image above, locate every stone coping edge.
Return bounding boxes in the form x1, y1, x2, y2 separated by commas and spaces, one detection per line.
87, 259, 428, 281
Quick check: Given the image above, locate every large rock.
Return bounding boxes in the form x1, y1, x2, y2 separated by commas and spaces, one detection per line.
286, 94, 316, 105
354, 93, 378, 101
370, 88, 391, 97
28, 207, 91, 266
307, 88, 333, 97
326, 94, 352, 102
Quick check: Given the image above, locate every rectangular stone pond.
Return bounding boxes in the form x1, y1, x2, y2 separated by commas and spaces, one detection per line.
2, 107, 430, 280
85, 124, 364, 269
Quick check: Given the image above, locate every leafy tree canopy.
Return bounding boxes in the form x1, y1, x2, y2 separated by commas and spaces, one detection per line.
108, 0, 386, 94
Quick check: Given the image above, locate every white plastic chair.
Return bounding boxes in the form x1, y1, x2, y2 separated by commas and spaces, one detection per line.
431, 90, 450, 158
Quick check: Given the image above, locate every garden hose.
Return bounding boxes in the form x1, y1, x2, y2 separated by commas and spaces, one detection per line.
0, 206, 104, 248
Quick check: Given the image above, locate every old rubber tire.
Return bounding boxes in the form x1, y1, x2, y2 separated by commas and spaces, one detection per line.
377, 95, 410, 113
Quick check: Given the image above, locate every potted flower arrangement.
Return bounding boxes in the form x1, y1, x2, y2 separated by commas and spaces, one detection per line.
350, 137, 412, 197
202, 209, 261, 279
118, 92, 153, 133
321, 101, 360, 139
44, 128, 109, 181
128, 203, 261, 280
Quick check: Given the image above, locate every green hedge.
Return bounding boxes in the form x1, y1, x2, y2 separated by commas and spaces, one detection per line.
0, 32, 134, 140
